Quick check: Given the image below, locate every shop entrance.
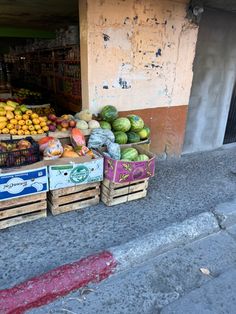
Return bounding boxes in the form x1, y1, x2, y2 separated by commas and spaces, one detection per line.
224, 83, 236, 144
0, 0, 81, 114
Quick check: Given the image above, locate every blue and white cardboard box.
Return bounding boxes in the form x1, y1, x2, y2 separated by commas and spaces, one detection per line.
47, 152, 103, 190
0, 162, 48, 201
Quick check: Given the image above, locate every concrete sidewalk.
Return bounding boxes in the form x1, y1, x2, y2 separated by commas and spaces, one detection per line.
0, 145, 236, 292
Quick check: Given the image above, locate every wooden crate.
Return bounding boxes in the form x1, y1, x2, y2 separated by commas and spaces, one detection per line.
48, 182, 100, 215
101, 178, 149, 206
0, 193, 47, 230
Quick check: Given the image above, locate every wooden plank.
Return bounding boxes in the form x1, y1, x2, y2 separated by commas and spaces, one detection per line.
101, 193, 128, 206
0, 193, 47, 209
127, 190, 147, 201
50, 182, 99, 197
0, 200, 47, 220
0, 210, 47, 230
51, 187, 100, 206
102, 180, 148, 197
49, 196, 99, 216
102, 178, 147, 190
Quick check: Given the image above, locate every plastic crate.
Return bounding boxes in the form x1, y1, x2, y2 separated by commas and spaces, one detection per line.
0, 137, 40, 168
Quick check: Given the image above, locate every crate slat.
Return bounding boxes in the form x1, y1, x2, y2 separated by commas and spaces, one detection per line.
0, 192, 47, 230
0, 210, 47, 230
48, 182, 100, 216
101, 178, 149, 206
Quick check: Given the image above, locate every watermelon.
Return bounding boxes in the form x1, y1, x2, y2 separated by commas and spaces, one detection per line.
121, 147, 138, 161
100, 105, 118, 122
127, 132, 141, 143
100, 121, 111, 130
114, 131, 128, 144
134, 154, 149, 161
138, 126, 150, 140
127, 115, 144, 132
112, 117, 131, 132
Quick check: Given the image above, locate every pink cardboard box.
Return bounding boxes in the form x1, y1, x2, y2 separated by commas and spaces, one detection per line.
103, 145, 156, 184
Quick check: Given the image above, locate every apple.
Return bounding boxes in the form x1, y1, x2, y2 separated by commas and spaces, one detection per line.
69, 120, 76, 128
61, 120, 69, 128
49, 124, 57, 132
56, 118, 63, 125
48, 114, 57, 122
57, 125, 62, 131
61, 127, 68, 132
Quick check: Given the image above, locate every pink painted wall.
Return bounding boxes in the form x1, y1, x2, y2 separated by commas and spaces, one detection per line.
80, 0, 199, 113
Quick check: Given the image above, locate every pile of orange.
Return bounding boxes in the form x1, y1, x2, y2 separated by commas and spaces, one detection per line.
0, 109, 49, 135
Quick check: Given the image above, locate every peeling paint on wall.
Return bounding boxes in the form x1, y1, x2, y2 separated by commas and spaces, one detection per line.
86, 0, 198, 113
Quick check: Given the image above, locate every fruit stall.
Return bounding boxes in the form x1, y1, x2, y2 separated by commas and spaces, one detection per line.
0, 103, 156, 230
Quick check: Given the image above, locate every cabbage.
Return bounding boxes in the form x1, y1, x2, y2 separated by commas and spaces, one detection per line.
88, 120, 100, 129
76, 120, 89, 129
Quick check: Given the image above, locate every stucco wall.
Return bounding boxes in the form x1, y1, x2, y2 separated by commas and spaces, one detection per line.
82, 0, 198, 113
184, 9, 236, 154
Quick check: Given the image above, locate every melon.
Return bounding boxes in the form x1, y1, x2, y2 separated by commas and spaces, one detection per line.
134, 154, 149, 161
138, 126, 150, 140
127, 115, 144, 132
100, 121, 112, 130
127, 131, 141, 143
112, 117, 131, 132
114, 131, 128, 144
121, 147, 138, 161
100, 105, 118, 122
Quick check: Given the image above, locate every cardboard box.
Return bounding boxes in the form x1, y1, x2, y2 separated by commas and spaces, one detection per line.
103, 145, 156, 184
0, 161, 48, 201
47, 151, 104, 190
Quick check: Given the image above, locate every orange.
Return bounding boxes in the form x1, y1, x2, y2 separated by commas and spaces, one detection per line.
34, 125, 41, 131
10, 129, 17, 135
25, 120, 32, 126
32, 118, 40, 125
18, 120, 26, 126
22, 114, 29, 120
22, 125, 28, 131
40, 121, 46, 127
10, 119, 17, 125
42, 126, 49, 132
15, 115, 22, 121
28, 125, 35, 131
2, 128, 9, 134
7, 123, 14, 130
31, 113, 39, 119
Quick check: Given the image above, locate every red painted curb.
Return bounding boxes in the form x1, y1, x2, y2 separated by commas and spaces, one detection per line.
0, 251, 116, 314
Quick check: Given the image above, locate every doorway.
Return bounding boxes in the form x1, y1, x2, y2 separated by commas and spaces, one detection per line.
224, 83, 236, 144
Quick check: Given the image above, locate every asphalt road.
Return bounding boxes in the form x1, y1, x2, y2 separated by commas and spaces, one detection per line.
1, 145, 236, 290
29, 225, 236, 313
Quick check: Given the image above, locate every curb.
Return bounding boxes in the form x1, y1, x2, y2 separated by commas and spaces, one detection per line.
0, 212, 219, 314
213, 198, 236, 229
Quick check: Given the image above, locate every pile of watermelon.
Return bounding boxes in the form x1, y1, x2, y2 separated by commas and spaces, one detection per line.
99, 105, 150, 145
121, 147, 149, 161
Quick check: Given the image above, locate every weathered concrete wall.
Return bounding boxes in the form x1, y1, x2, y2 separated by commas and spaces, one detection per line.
79, 0, 199, 155
184, 9, 236, 153
85, 0, 198, 113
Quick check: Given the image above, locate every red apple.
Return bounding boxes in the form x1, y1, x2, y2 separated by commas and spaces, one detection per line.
69, 120, 76, 128
49, 124, 57, 132
48, 114, 57, 122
